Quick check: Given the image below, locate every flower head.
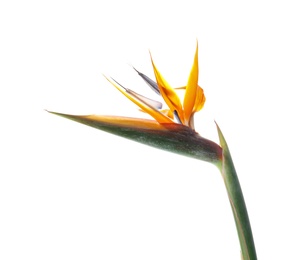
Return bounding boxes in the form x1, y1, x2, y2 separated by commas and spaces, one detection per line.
48, 44, 222, 164
104, 43, 205, 131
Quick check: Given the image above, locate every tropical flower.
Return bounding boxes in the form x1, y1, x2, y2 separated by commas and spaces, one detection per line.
48, 43, 257, 259
48, 44, 221, 164
105, 44, 205, 130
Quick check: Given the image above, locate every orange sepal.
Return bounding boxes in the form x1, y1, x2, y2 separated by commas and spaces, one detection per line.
150, 52, 184, 123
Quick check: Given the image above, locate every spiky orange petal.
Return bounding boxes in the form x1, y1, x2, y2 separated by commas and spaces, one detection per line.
150, 52, 184, 123
104, 75, 173, 124
193, 85, 206, 112
183, 43, 200, 124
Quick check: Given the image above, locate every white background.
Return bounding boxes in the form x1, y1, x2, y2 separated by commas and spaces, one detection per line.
1, 0, 291, 259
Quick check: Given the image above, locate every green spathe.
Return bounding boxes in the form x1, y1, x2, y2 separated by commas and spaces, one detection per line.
48, 111, 222, 164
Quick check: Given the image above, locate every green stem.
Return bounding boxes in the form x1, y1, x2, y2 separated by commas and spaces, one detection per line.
216, 124, 257, 260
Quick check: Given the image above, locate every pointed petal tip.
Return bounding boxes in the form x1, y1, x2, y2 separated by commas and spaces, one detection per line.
102, 73, 108, 78
148, 49, 153, 60
130, 65, 139, 74
127, 63, 140, 75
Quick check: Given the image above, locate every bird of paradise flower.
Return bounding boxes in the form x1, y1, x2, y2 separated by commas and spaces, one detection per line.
48, 43, 257, 259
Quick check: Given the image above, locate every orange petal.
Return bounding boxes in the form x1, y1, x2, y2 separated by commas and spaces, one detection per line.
73, 114, 171, 131
104, 75, 173, 124
149, 52, 184, 122
183, 42, 199, 123
160, 109, 174, 119
193, 85, 206, 112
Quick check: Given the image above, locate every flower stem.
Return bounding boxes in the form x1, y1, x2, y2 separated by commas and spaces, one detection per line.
216, 124, 257, 260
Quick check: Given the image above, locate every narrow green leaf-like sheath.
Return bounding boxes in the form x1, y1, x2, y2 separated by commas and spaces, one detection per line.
48, 111, 222, 164
216, 124, 257, 260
